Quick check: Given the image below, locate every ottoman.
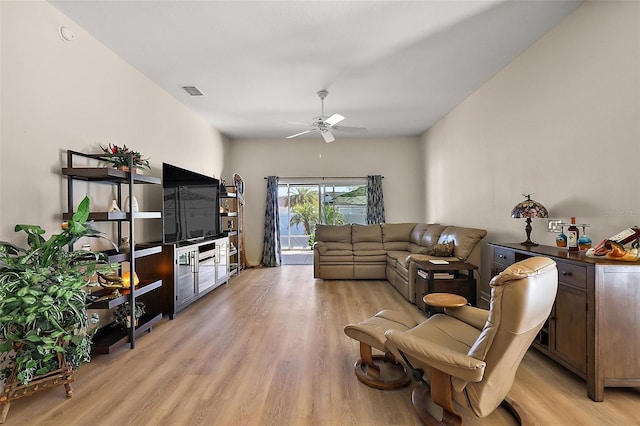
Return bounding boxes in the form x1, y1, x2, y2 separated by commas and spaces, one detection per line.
344, 309, 422, 390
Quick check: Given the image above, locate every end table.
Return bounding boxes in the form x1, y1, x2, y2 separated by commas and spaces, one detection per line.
413, 259, 478, 312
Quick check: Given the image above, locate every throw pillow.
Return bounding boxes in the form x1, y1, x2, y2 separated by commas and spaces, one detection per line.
425, 241, 455, 257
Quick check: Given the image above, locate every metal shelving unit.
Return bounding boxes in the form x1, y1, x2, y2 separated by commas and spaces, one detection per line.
63, 150, 163, 353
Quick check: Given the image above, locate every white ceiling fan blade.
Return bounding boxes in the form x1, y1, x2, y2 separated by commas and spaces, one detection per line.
286, 130, 313, 139
288, 121, 311, 126
332, 125, 367, 134
325, 113, 345, 126
321, 130, 335, 143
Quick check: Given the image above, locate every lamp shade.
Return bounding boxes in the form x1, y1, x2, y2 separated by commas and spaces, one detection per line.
511, 195, 548, 219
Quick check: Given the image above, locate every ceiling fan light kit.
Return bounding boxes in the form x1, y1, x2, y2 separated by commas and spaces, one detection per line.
286, 90, 366, 143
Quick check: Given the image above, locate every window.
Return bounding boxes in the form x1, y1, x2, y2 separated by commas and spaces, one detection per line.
278, 179, 367, 250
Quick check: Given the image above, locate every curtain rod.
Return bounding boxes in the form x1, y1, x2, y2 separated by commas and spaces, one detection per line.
263, 176, 384, 179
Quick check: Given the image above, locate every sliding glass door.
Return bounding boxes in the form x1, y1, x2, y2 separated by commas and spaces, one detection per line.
278, 179, 367, 251
278, 184, 317, 250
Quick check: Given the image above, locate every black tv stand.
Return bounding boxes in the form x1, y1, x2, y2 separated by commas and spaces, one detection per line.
136, 236, 230, 318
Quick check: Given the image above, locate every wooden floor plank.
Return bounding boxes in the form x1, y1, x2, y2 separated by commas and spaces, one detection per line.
3, 265, 639, 425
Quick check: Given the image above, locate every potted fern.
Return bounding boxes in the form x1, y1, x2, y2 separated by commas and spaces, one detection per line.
0, 196, 113, 419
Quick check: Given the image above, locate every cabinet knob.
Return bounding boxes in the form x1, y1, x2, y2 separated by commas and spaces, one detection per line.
561, 271, 572, 276
499, 254, 506, 259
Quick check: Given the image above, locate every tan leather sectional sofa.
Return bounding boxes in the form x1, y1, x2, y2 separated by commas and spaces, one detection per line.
313, 223, 487, 303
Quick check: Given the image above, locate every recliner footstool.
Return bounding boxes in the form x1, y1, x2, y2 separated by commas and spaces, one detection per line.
344, 309, 425, 390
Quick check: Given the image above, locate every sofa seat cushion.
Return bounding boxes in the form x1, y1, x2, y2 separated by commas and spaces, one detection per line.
354, 249, 387, 263
386, 250, 411, 267
318, 251, 354, 263
354, 255, 388, 263
407, 254, 459, 264
353, 242, 384, 251
353, 249, 387, 257
408, 242, 429, 254
384, 241, 410, 251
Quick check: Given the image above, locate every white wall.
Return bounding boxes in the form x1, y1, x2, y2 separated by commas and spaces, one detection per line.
5, 0, 636, 282
1, 1, 225, 246
421, 0, 640, 285
225, 136, 424, 265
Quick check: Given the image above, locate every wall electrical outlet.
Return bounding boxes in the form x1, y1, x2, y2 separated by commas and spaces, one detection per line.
548, 219, 564, 233
90, 313, 100, 324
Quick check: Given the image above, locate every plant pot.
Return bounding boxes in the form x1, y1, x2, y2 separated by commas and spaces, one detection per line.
116, 166, 138, 173
125, 315, 139, 329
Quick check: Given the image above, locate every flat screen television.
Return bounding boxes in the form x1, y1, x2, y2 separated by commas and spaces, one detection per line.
162, 162, 221, 244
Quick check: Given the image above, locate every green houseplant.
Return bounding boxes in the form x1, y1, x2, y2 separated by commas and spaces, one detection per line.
99, 143, 150, 171
113, 300, 145, 329
0, 196, 113, 386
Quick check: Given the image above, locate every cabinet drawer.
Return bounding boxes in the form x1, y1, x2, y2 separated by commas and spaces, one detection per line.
494, 247, 515, 266
556, 261, 587, 289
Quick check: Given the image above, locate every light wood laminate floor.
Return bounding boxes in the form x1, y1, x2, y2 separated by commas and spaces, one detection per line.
4, 265, 640, 425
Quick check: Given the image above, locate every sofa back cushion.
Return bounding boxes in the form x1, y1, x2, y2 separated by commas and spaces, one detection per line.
315, 224, 352, 243
409, 224, 430, 244
407, 224, 444, 253
352, 224, 382, 242
352, 224, 384, 251
382, 223, 416, 251
437, 226, 487, 260
420, 224, 445, 247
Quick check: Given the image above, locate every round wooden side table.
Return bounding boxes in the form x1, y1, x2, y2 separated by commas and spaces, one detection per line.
423, 292, 468, 315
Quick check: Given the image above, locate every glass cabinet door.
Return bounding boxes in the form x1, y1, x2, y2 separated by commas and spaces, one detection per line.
198, 249, 217, 293
175, 247, 197, 306
216, 238, 229, 285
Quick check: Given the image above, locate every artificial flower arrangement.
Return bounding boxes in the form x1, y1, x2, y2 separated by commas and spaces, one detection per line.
100, 143, 150, 171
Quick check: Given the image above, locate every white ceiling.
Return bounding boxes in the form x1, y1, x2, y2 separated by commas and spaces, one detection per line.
49, 0, 581, 141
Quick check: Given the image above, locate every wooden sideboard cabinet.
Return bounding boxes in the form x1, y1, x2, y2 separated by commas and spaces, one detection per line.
490, 243, 640, 402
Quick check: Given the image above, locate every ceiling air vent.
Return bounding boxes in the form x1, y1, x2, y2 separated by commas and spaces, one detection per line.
180, 85, 204, 96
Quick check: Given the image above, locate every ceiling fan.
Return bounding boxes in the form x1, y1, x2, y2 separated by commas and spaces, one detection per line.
286, 90, 367, 143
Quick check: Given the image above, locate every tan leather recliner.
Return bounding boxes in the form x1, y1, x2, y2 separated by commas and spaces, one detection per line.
385, 257, 558, 425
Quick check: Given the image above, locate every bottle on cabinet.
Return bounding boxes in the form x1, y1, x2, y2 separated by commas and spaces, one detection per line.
567, 217, 580, 252
555, 224, 567, 248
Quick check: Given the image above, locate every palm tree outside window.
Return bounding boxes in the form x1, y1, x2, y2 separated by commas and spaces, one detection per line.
278, 180, 367, 251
